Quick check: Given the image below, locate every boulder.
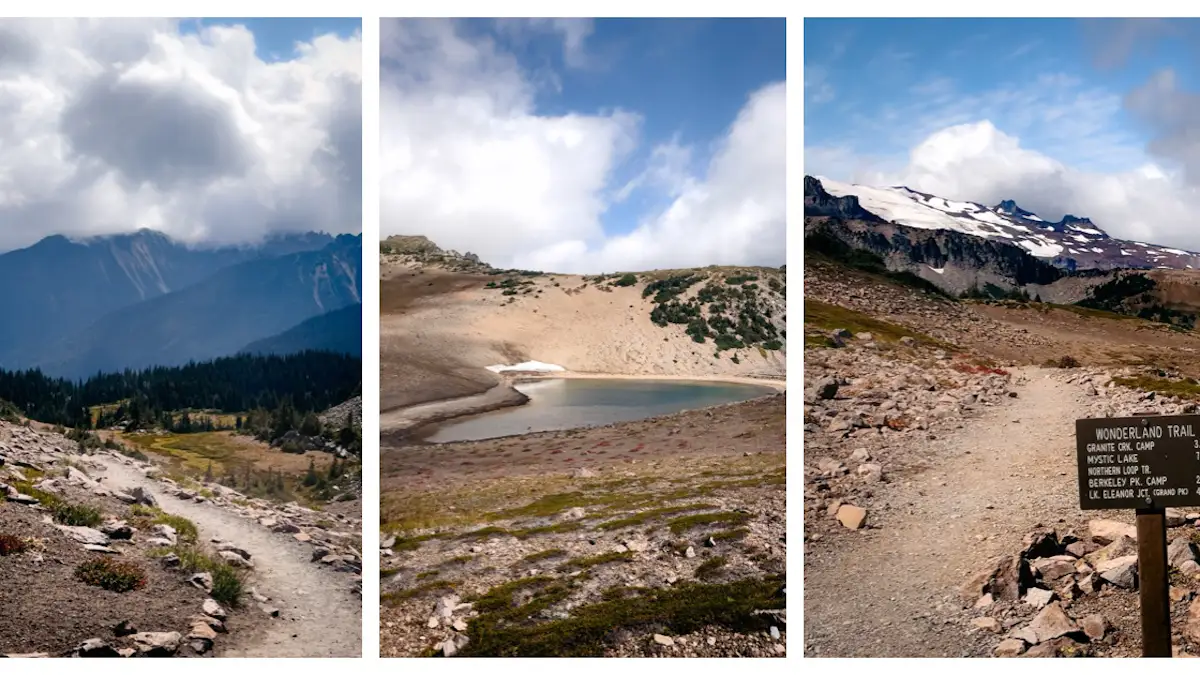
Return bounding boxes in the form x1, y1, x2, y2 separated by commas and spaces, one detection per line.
56, 526, 109, 546
218, 550, 253, 568
970, 617, 1001, 633
99, 520, 133, 540
1027, 603, 1079, 644
1096, 555, 1138, 589
1086, 535, 1138, 566
131, 631, 182, 657
129, 486, 156, 506
1065, 540, 1100, 558
994, 639, 1026, 657
1168, 508, 1189, 527
1030, 557, 1074, 583
189, 572, 213, 592
202, 599, 227, 620
813, 377, 840, 400
1187, 596, 1200, 643
216, 543, 252, 561
856, 463, 883, 483
1170, 539, 1198, 568
1022, 529, 1061, 559
961, 555, 1033, 604
1024, 587, 1054, 609
1081, 614, 1108, 641
1088, 519, 1136, 545
77, 638, 119, 657
1023, 636, 1089, 658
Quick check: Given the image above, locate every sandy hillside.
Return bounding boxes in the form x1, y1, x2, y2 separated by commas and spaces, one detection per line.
380, 253, 786, 412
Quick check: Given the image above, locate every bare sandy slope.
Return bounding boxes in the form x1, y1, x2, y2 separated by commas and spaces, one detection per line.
95, 457, 362, 658
380, 258, 786, 411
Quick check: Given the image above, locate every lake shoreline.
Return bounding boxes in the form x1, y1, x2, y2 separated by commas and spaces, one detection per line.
379, 370, 786, 444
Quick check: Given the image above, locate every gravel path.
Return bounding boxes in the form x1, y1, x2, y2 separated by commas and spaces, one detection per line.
95, 457, 362, 658
804, 367, 1089, 657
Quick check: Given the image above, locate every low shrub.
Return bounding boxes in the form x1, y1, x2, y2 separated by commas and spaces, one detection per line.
53, 502, 102, 527
1046, 355, 1080, 369
170, 545, 244, 607
74, 557, 147, 592
694, 555, 727, 580
0, 534, 29, 555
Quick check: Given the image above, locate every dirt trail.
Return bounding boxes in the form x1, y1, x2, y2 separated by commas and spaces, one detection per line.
804, 367, 1089, 657
94, 457, 362, 658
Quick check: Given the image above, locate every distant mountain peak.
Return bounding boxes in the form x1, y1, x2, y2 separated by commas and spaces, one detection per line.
1059, 214, 1094, 226
804, 177, 1195, 271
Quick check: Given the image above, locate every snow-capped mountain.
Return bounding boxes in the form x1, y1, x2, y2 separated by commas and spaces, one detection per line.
810, 176, 1200, 272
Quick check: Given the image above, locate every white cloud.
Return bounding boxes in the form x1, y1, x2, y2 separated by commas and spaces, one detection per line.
811, 119, 1200, 251
0, 18, 361, 251
380, 18, 785, 274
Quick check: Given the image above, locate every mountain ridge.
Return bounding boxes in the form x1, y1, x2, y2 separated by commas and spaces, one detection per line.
0, 229, 342, 368
806, 176, 1200, 272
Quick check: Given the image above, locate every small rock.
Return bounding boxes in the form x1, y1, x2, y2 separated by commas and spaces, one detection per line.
971, 617, 1001, 633
427, 616, 439, 629
1024, 587, 1054, 609
835, 504, 867, 530
994, 638, 1026, 657
1097, 555, 1138, 589
1065, 540, 1099, 558
99, 520, 133, 540
1081, 614, 1108, 640
652, 634, 674, 647
259, 604, 281, 618
1170, 539, 1198, 568
1168, 508, 1189, 527
83, 544, 119, 554
189, 572, 213, 592
131, 631, 182, 657
219, 550, 254, 568
202, 599, 227, 620
129, 486, 156, 506
1027, 603, 1079, 643
77, 638, 119, 657
56, 526, 109, 546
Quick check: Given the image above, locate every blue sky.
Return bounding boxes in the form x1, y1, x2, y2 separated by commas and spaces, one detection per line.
492, 17, 786, 238
805, 18, 1200, 176
182, 18, 361, 61
380, 17, 787, 273
803, 19, 1200, 250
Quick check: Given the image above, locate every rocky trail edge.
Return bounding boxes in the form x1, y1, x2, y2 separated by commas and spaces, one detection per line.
94, 457, 362, 658
804, 367, 1089, 657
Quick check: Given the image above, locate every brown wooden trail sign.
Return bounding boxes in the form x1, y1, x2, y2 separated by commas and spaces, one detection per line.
1075, 413, 1200, 657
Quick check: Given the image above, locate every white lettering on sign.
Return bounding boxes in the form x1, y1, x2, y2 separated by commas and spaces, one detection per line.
1095, 426, 1163, 441
1169, 425, 1196, 438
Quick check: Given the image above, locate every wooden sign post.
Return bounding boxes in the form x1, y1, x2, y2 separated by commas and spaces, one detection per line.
1075, 413, 1199, 658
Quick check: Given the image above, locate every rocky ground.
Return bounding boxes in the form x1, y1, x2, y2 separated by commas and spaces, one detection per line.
0, 419, 361, 657
380, 398, 787, 658
803, 257, 1200, 658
